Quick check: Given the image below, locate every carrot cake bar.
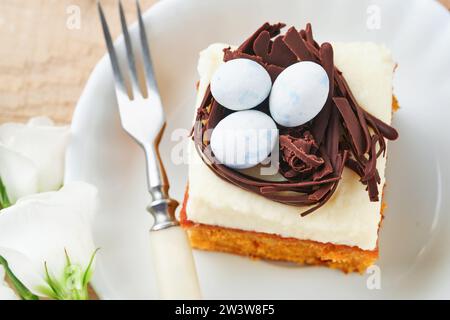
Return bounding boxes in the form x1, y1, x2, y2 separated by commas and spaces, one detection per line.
180, 23, 398, 273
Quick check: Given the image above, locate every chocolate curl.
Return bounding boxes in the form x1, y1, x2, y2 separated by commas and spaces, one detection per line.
313, 147, 334, 181
333, 97, 366, 156
320, 43, 335, 97
308, 184, 332, 202
252, 31, 271, 58
304, 23, 320, 49
312, 102, 331, 147
305, 24, 314, 43
364, 114, 386, 158
334, 69, 348, 96
260, 175, 341, 193
364, 110, 399, 140
282, 27, 315, 62
301, 151, 349, 216
253, 31, 297, 67
312, 43, 334, 146
238, 22, 285, 54
223, 48, 265, 65
205, 99, 228, 132
280, 135, 324, 168
266, 65, 284, 82
325, 108, 340, 170
279, 131, 326, 181
361, 136, 381, 201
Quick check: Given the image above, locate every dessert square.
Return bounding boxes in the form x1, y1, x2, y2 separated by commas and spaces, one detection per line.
181, 23, 398, 273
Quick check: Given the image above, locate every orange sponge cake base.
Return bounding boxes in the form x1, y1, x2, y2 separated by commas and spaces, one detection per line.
180, 187, 385, 273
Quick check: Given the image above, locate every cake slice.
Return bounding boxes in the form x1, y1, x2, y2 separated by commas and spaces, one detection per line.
180, 23, 398, 273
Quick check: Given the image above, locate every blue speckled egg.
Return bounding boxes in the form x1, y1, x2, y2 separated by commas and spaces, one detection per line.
210, 110, 278, 169
211, 59, 272, 111
269, 61, 329, 127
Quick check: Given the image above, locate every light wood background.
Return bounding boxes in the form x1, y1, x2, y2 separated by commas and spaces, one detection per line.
0, 0, 449, 124
0, 0, 157, 124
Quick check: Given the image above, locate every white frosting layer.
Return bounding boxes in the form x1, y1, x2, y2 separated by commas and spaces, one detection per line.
186, 42, 395, 250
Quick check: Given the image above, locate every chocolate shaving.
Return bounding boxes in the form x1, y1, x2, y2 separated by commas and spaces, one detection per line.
253, 31, 297, 67
238, 22, 285, 54
283, 27, 315, 62
223, 48, 284, 82
333, 97, 366, 156
364, 110, 399, 140
193, 23, 398, 216
205, 99, 229, 132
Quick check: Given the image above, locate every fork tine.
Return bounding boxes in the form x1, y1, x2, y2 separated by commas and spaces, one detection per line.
118, 0, 141, 98
136, 0, 161, 99
97, 1, 126, 94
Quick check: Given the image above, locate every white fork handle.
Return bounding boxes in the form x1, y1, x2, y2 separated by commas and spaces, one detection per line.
149, 226, 201, 299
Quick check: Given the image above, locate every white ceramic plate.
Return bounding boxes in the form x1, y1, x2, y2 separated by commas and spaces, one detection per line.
65, 0, 450, 299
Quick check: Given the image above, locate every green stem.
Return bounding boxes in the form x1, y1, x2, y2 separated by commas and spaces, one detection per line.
0, 176, 12, 210
0, 255, 39, 300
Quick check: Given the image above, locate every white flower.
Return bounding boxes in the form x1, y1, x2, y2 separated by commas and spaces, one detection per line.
0, 182, 98, 300
0, 265, 19, 300
0, 116, 69, 206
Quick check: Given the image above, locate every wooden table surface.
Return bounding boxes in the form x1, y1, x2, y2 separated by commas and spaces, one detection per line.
0, 0, 449, 124
0, 0, 157, 124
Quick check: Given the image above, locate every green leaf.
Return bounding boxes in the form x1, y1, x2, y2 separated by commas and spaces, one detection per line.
0, 255, 39, 300
82, 248, 100, 288
0, 176, 11, 210
43, 262, 63, 300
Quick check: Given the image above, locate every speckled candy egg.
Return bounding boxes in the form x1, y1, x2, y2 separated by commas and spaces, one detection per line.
269, 61, 329, 127
210, 110, 278, 169
210, 59, 272, 111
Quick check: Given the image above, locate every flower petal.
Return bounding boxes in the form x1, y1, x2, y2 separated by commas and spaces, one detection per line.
0, 117, 69, 194
0, 248, 47, 297
27, 117, 55, 127
0, 145, 38, 204
0, 182, 98, 297
0, 264, 20, 300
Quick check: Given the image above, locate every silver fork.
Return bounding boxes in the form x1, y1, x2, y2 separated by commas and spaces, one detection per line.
98, 0, 201, 299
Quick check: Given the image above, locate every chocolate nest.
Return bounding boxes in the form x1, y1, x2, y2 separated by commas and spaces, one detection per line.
193, 23, 398, 216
